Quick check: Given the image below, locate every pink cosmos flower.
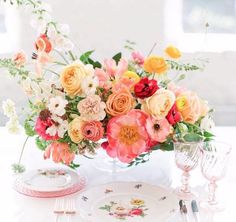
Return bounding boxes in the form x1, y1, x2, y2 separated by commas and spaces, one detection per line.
44, 142, 75, 165
35, 116, 59, 141
131, 51, 144, 65
103, 110, 150, 163
146, 117, 172, 143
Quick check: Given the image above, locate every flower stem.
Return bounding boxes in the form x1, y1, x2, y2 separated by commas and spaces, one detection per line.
18, 136, 30, 165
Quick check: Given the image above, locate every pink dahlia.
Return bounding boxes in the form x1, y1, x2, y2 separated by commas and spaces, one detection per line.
103, 110, 150, 163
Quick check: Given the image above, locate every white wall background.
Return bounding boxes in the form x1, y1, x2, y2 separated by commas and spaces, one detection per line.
0, 0, 236, 125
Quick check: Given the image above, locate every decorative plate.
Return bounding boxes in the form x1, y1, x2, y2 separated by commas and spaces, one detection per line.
14, 168, 86, 198
78, 182, 178, 222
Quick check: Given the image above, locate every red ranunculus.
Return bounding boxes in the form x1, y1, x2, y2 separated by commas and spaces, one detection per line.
35, 34, 52, 53
129, 208, 143, 216
134, 77, 159, 99
166, 103, 181, 125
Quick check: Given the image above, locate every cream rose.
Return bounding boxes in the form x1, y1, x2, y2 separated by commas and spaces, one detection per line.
68, 117, 84, 143
60, 62, 93, 97
142, 89, 175, 119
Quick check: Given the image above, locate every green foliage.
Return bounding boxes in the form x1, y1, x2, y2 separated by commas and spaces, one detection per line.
24, 120, 36, 136
68, 162, 80, 169
112, 52, 122, 64
80, 50, 102, 68
0, 58, 29, 79
167, 60, 201, 72
35, 137, 49, 151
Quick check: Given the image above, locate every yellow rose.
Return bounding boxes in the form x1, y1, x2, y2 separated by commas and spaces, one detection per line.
130, 199, 145, 206
143, 56, 168, 74
68, 117, 84, 143
165, 45, 181, 59
60, 62, 88, 97
176, 91, 201, 124
142, 89, 175, 119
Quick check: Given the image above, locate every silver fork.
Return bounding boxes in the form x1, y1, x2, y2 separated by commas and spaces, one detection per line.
54, 198, 65, 222
65, 198, 76, 222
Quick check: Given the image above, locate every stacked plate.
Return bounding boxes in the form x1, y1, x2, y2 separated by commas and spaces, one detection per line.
14, 168, 86, 198
78, 182, 179, 222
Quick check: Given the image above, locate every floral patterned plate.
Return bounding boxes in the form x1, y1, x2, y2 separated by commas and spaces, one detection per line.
15, 168, 82, 192
78, 182, 178, 222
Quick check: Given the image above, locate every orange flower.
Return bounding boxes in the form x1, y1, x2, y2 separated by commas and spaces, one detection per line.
35, 34, 52, 53
143, 56, 168, 74
106, 89, 135, 116
165, 45, 181, 59
44, 142, 75, 165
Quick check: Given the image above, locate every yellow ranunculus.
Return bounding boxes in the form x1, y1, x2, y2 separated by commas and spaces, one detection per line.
68, 117, 84, 143
60, 62, 88, 97
143, 56, 168, 74
165, 45, 181, 59
122, 71, 140, 84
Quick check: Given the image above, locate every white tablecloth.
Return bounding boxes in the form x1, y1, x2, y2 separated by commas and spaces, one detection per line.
0, 126, 235, 222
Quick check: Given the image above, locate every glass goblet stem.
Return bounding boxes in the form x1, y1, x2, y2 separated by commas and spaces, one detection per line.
181, 170, 191, 193
208, 181, 217, 205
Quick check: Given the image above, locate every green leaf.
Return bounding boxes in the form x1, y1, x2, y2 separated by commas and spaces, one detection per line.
183, 133, 203, 142
203, 131, 215, 138
80, 50, 94, 63
112, 52, 122, 64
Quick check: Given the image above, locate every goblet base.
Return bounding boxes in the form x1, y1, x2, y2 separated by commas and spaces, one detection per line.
200, 201, 225, 212
175, 187, 197, 200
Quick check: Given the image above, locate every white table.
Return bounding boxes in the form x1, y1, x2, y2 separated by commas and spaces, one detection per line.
0, 126, 235, 222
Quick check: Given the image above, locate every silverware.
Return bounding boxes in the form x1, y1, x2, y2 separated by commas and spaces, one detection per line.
191, 200, 200, 222
179, 200, 190, 222
65, 198, 76, 222
54, 198, 65, 222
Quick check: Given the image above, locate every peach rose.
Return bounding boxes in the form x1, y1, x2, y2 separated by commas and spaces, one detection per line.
143, 56, 168, 74
176, 91, 202, 124
165, 45, 181, 59
81, 121, 104, 142
60, 62, 91, 97
142, 89, 175, 119
200, 100, 209, 117
106, 89, 135, 116
68, 117, 84, 143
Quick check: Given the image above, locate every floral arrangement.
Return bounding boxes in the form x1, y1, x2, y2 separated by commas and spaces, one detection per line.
1, 0, 214, 171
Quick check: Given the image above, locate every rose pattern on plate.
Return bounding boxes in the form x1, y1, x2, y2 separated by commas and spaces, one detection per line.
99, 198, 148, 220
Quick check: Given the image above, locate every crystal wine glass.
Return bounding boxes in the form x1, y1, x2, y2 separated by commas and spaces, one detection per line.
174, 141, 202, 200
200, 141, 232, 211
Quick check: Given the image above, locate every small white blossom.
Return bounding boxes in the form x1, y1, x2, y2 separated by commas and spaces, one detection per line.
2, 99, 16, 118
6, 116, 20, 134
200, 115, 215, 132
57, 24, 70, 36
48, 96, 68, 116
46, 115, 68, 138
81, 75, 99, 96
